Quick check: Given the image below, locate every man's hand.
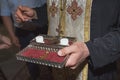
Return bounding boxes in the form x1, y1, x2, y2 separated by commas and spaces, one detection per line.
0, 44, 10, 49
0, 35, 12, 49
11, 35, 20, 48
1, 35, 11, 46
58, 42, 89, 69
15, 5, 37, 23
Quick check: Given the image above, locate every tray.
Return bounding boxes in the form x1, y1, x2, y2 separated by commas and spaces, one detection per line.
16, 35, 76, 68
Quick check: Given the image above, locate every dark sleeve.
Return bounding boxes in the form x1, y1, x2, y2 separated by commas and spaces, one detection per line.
86, 26, 120, 69
32, 3, 48, 27
85, 0, 120, 69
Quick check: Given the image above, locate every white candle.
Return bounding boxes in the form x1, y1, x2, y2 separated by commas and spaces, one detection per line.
60, 38, 69, 45
35, 36, 44, 43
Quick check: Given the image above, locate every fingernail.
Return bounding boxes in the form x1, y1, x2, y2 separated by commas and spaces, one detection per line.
57, 50, 63, 56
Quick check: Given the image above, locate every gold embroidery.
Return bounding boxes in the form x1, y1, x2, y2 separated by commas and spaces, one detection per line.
67, 0, 83, 20
56, 0, 66, 36
82, 0, 92, 80
49, 1, 58, 17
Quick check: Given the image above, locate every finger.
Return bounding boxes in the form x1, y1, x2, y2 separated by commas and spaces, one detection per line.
57, 45, 77, 56
16, 18, 22, 23
70, 63, 80, 69
23, 15, 32, 21
20, 6, 34, 17
57, 47, 69, 56
23, 11, 33, 17
65, 52, 79, 67
15, 14, 23, 23
0, 44, 10, 49
69, 59, 82, 69
16, 6, 25, 21
5, 39, 11, 45
2, 37, 11, 45
19, 5, 29, 12
5, 42, 11, 46
67, 54, 87, 69
4, 45, 10, 49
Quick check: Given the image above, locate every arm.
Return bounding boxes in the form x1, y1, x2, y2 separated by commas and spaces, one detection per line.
58, 28, 120, 69
86, 27, 120, 69
58, 0, 120, 69
57, 16, 120, 69
0, 0, 20, 48
85, 0, 120, 69
1, 16, 20, 47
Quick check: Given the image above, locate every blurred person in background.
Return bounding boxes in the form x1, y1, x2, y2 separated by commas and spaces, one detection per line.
0, 0, 53, 80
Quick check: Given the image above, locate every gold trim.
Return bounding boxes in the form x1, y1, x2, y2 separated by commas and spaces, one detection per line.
59, 0, 66, 36
47, 0, 50, 35
82, 0, 92, 80
84, 0, 92, 42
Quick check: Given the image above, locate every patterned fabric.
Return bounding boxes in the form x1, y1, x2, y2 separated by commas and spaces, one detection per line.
0, 0, 46, 26
48, 0, 92, 80
48, 0, 91, 41
67, 0, 83, 20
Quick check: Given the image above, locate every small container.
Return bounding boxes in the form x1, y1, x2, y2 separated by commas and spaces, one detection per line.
35, 36, 44, 43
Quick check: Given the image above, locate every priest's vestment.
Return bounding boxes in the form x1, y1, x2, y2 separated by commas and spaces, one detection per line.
47, 0, 92, 80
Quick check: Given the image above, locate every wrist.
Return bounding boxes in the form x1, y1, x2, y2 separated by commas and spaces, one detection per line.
75, 42, 90, 56
83, 43, 90, 56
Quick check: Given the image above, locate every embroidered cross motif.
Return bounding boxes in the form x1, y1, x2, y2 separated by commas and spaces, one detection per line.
49, 1, 58, 17
67, 0, 83, 20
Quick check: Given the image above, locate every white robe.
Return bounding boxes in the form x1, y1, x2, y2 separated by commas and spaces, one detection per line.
47, 0, 92, 80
